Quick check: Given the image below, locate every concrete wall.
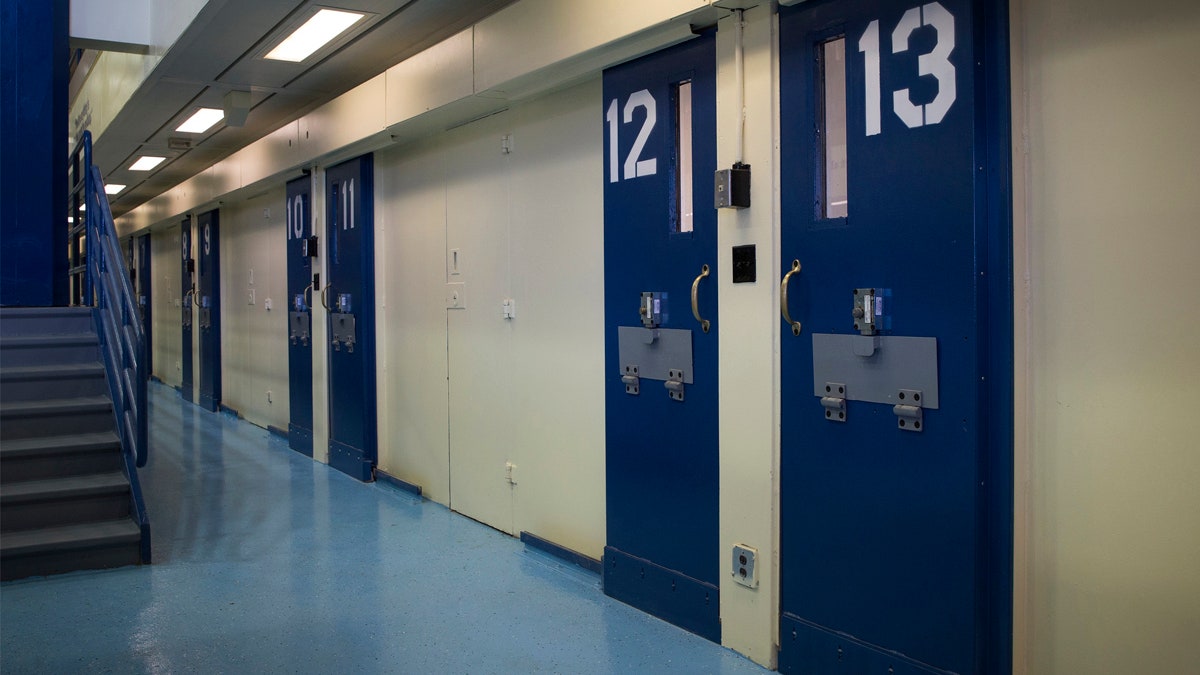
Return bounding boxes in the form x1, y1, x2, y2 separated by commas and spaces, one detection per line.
1014, 0, 1200, 672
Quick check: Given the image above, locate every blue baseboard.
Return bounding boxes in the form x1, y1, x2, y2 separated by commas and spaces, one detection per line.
149, 375, 164, 384
375, 469, 422, 497
267, 425, 288, 439
521, 531, 601, 575
778, 613, 951, 675
602, 546, 720, 643
219, 404, 240, 418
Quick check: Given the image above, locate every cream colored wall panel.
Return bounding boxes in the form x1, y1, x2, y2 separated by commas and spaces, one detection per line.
217, 193, 290, 431
473, 0, 706, 93
151, 225, 183, 387
299, 75, 387, 161
716, 7, 778, 668
445, 111, 516, 534
506, 79, 605, 560
375, 142, 451, 503
385, 29, 474, 127
238, 122, 302, 189
1021, 1, 1200, 672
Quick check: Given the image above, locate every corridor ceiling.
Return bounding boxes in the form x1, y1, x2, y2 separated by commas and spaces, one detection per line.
84, 0, 515, 219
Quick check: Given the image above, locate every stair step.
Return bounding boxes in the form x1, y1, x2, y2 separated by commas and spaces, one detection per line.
1, 471, 129, 504
0, 362, 105, 380
0, 519, 142, 580
0, 472, 131, 532
0, 334, 100, 367
0, 396, 114, 440
0, 307, 94, 337
0, 362, 108, 401
0, 431, 123, 484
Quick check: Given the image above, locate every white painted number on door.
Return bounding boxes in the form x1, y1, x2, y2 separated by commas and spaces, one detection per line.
858, 2, 957, 136
203, 223, 211, 255
606, 89, 658, 183
287, 195, 304, 240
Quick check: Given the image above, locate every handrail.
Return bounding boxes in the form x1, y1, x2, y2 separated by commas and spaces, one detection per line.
69, 131, 151, 562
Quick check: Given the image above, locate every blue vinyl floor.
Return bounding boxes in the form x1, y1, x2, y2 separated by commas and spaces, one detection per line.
1, 382, 768, 673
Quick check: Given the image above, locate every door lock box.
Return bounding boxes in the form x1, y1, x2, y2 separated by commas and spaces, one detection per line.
640, 292, 667, 328
331, 313, 356, 353
852, 288, 890, 335
289, 312, 310, 346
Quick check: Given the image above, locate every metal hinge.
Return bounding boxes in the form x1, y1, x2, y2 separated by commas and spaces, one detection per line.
665, 369, 685, 402
622, 364, 640, 395
821, 382, 846, 422
893, 389, 924, 431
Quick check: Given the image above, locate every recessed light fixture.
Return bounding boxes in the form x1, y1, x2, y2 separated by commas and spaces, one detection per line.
129, 156, 167, 171
265, 9, 364, 63
105, 184, 126, 195
175, 108, 225, 134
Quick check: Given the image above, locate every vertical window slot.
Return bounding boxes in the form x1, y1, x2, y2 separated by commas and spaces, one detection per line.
675, 80, 694, 233
819, 38, 848, 220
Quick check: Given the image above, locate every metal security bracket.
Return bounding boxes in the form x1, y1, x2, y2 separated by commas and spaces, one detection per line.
821, 382, 846, 422
665, 369, 685, 402
331, 313, 356, 353
621, 364, 640, 395
893, 389, 924, 431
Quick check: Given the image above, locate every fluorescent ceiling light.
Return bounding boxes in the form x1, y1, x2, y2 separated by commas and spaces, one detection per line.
176, 108, 224, 134
130, 156, 166, 171
265, 9, 364, 62
105, 184, 126, 195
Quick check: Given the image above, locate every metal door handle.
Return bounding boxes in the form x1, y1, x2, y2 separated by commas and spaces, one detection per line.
321, 285, 331, 310
183, 286, 195, 307
690, 264, 711, 333
303, 283, 313, 310
780, 259, 802, 336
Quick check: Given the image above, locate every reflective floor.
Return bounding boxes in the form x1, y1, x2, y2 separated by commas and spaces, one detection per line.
2, 382, 767, 673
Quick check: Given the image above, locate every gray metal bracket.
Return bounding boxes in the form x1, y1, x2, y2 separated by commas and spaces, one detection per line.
820, 382, 846, 422
893, 388, 924, 431
289, 311, 310, 346
665, 369, 685, 402
331, 313, 356, 353
622, 364, 640, 396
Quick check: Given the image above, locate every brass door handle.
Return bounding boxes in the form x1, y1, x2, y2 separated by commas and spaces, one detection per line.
303, 283, 314, 310
183, 286, 195, 307
780, 259, 802, 336
321, 284, 331, 310
691, 264, 711, 334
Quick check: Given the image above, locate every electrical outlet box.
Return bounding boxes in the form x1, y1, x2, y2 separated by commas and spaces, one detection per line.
446, 282, 466, 309
715, 162, 751, 209
732, 544, 758, 588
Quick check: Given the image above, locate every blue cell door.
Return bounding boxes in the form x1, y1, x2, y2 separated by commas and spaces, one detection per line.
286, 176, 314, 457
196, 208, 222, 412
325, 155, 376, 482
602, 33, 721, 642
135, 233, 152, 374
778, 1, 1012, 673
180, 217, 194, 403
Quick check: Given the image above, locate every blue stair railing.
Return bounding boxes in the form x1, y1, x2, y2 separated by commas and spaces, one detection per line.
68, 130, 151, 563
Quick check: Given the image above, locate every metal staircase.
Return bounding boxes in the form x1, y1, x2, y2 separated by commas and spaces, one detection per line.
0, 131, 151, 580
0, 308, 148, 580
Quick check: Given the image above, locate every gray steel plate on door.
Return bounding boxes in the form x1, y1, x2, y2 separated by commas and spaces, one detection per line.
617, 326, 693, 383
811, 333, 939, 408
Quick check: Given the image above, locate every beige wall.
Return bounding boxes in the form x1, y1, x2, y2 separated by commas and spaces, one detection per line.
376, 79, 606, 558
1016, 0, 1200, 671
218, 191, 290, 431
150, 225, 182, 387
